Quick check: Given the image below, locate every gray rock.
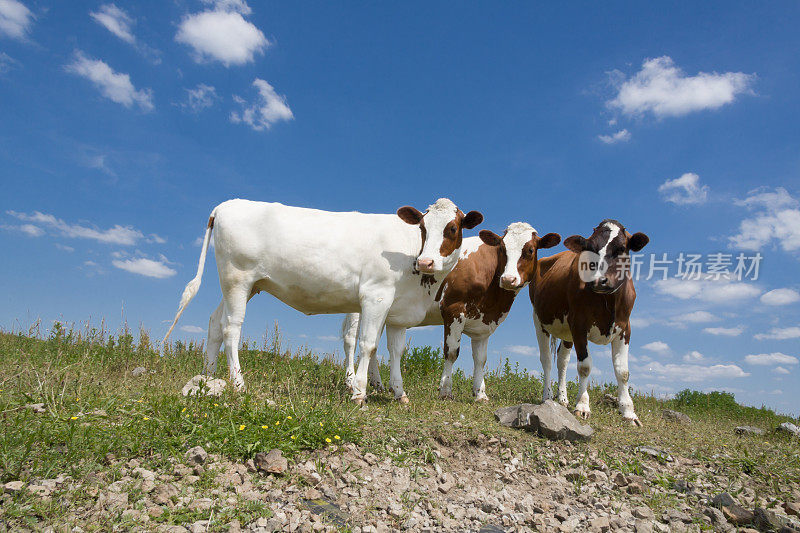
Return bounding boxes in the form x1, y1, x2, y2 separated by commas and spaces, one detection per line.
635, 446, 674, 462
4, 481, 24, 493
25, 403, 46, 413
494, 405, 525, 427
722, 504, 754, 526
777, 422, 800, 437
704, 507, 726, 525
753, 507, 787, 530
255, 449, 288, 475
184, 446, 208, 467
735, 425, 766, 436
188, 498, 214, 512
181, 375, 227, 397
152, 483, 179, 505
131, 366, 147, 377
712, 492, 736, 508
519, 400, 594, 442
633, 506, 655, 520
662, 409, 691, 425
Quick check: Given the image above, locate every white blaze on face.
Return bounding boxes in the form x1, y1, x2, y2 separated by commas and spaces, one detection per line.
500, 222, 536, 288
418, 198, 459, 272
595, 221, 621, 280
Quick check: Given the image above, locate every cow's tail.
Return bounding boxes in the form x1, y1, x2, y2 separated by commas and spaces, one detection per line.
550, 335, 559, 363
162, 211, 216, 348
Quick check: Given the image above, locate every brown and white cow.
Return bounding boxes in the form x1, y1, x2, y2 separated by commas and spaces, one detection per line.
530, 219, 649, 425
344, 222, 560, 401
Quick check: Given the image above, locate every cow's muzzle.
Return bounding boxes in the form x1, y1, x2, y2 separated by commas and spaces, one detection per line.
416, 258, 435, 273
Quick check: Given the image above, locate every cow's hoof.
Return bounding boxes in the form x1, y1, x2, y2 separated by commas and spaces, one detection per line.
625, 416, 642, 427
439, 391, 454, 400
396, 395, 410, 405
558, 397, 569, 407
474, 395, 489, 403
573, 408, 591, 420
351, 396, 366, 406
370, 382, 386, 393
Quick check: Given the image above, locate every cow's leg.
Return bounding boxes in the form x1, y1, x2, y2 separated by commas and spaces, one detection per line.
351, 295, 392, 404
341, 313, 359, 391
205, 300, 224, 375
439, 316, 464, 400
386, 325, 407, 402
612, 337, 640, 426
572, 332, 592, 420
533, 313, 553, 401
368, 350, 384, 392
221, 285, 250, 391
471, 335, 490, 402
555, 341, 573, 406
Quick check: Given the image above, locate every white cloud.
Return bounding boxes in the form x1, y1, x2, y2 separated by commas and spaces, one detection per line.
112, 257, 176, 279
0, 51, 18, 73
182, 83, 218, 112
1, 223, 43, 237
729, 188, 800, 252
658, 173, 709, 205
642, 341, 669, 353
754, 326, 800, 341
703, 326, 744, 337
682, 350, 705, 363
7, 210, 145, 245
202, 0, 252, 14
180, 325, 205, 334
0, 0, 33, 40
506, 345, 536, 356
760, 288, 800, 306
176, 9, 268, 66
598, 129, 631, 144
643, 360, 749, 382
90, 4, 134, 44
54, 243, 74, 252
630, 317, 651, 328
65, 51, 154, 111
317, 335, 339, 342
654, 277, 761, 304
608, 56, 754, 118
744, 352, 798, 366
230, 79, 294, 131
680, 310, 719, 323
774, 366, 790, 375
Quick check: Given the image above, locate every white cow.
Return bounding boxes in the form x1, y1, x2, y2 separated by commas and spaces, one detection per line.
343, 223, 561, 402
163, 198, 482, 403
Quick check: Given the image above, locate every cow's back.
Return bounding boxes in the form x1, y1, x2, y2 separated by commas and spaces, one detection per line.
530, 250, 575, 326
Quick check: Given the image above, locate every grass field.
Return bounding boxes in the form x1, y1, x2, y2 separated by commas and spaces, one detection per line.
1, 321, 798, 529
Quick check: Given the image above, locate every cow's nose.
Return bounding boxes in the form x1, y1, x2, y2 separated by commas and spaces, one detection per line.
500, 275, 519, 289
598, 276, 609, 286
417, 258, 435, 272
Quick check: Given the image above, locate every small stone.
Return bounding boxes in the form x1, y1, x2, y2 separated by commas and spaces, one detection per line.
587, 470, 608, 483
181, 375, 227, 397
4, 481, 24, 493
147, 506, 165, 518
784, 501, 800, 517
184, 446, 208, 466
131, 366, 147, 377
590, 516, 610, 532
627, 482, 645, 494
633, 506, 654, 520
712, 493, 736, 508
722, 504, 754, 526
735, 426, 765, 436
753, 507, 787, 530
25, 403, 46, 413
188, 498, 214, 512
613, 472, 628, 487
152, 483, 179, 505
254, 449, 288, 475
635, 446, 674, 462
704, 506, 726, 525
662, 409, 691, 425
304, 487, 322, 500
777, 422, 800, 437
527, 400, 594, 442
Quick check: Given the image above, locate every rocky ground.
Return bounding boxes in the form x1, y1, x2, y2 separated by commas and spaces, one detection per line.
4, 424, 799, 533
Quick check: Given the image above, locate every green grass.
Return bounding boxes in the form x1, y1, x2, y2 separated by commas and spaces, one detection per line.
1, 321, 799, 529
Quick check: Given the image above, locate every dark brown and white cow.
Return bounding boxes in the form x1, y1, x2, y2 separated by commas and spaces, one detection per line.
530, 219, 649, 425
344, 222, 560, 401
163, 198, 483, 404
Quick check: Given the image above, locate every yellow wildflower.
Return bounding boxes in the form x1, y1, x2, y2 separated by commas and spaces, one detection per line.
261, 425, 268, 429
239, 424, 245, 431
290, 435, 296, 440
143, 417, 150, 421
286, 416, 292, 420
181, 407, 187, 413
70, 416, 78, 420
334, 435, 341, 440
275, 421, 280, 425
319, 422, 323, 427
325, 438, 332, 443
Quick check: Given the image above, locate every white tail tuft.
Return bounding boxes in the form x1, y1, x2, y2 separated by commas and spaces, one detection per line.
550, 335, 559, 363
162, 211, 215, 349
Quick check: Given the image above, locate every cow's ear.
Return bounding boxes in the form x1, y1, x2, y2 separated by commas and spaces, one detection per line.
563, 235, 586, 253
397, 206, 424, 225
537, 233, 561, 250
479, 230, 502, 246
462, 210, 483, 229
628, 232, 649, 252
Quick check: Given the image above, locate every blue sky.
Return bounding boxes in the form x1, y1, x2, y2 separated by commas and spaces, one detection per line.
1, 1, 799, 415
